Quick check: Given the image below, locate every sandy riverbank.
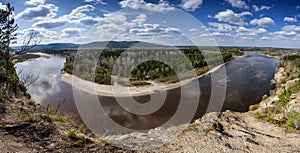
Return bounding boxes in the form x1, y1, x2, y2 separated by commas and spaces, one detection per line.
61, 62, 228, 97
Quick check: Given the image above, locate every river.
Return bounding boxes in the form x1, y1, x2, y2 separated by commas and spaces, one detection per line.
15, 51, 279, 134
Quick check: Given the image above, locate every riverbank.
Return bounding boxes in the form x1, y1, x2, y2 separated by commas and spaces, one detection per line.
61, 55, 242, 97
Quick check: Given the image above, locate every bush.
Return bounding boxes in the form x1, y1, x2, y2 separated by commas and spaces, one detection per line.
68, 130, 84, 140
249, 104, 259, 111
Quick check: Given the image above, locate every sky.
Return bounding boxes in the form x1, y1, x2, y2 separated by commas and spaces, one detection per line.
1, 0, 300, 48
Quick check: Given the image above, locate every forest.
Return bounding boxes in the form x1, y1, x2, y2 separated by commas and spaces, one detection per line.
63, 49, 243, 86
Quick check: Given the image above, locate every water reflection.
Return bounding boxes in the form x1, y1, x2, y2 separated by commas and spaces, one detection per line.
15, 52, 279, 133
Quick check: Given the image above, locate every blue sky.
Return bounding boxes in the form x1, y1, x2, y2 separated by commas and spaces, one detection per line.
2, 0, 300, 48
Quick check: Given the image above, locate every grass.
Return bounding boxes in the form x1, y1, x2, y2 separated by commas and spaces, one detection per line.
56, 116, 66, 123
28, 116, 36, 122
67, 130, 84, 140
283, 111, 300, 131
79, 124, 86, 134
28, 99, 36, 105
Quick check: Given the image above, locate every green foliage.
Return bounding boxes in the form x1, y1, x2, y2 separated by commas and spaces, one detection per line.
28, 99, 36, 105
56, 116, 66, 123
0, 91, 2, 100
79, 124, 86, 134
249, 104, 259, 111
283, 111, 300, 131
28, 116, 36, 122
63, 49, 243, 86
278, 90, 291, 107
262, 94, 268, 100
263, 50, 282, 56
68, 130, 84, 140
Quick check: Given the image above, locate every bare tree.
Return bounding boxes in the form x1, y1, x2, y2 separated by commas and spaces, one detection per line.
17, 68, 40, 89
17, 31, 41, 54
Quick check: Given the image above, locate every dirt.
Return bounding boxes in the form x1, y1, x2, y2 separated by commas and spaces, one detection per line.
146, 111, 300, 153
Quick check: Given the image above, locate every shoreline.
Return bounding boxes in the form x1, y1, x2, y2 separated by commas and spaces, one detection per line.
61, 57, 239, 97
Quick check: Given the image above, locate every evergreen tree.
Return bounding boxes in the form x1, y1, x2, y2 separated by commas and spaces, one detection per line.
0, 3, 18, 89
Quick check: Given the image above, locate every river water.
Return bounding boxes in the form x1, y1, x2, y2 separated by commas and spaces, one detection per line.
15, 52, 279, 133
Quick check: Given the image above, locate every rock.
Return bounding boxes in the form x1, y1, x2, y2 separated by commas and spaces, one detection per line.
201, 112, 221, 123
291, 94, 297, 99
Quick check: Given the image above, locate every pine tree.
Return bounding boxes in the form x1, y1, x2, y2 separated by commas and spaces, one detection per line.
0, 3, 18, 90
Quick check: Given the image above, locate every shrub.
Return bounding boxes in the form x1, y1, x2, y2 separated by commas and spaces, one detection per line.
249, 104, 259, 111
68, 130, 84, 140
262, 94, 268, 100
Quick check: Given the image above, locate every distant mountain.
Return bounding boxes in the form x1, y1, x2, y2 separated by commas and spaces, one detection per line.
13, 41, 170, 51
79, 41, 170, 49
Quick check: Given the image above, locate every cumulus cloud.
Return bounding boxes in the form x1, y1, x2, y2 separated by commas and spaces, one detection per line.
79, 17, 102, 26
0, 2, 6, 10
281, 25, 300, 33
283, 17, 297, 22
63, 5, 95, 20
15, 4, 58, 20
269, 25, 300, 39
62, 28, 82, 37
129, 23, 181, 36
180, 0, 203, 11
131, 14, 147, 25
84, 0, 107, 5
261, 36, 270, 40
25, 0, 45, 6
31, 4, 100, 28
252, 5, 271, 12
225, 0, 248, 9
236, 26, 267, 36
250, 17, 275, 27
214, 9, 252, 25
119, 0, 175, 12
208, 22, 237, 33
17, 27, 57, 39
33, 18, 66, 28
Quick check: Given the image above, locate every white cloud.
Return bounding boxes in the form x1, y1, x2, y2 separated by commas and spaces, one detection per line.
131, 14, 147, 25
62, 28, 83, 37
214, 9, 252, 25
180, 0, 203, 11
273, 31, 297, 36
63, 5, 95, 20
225, 0, 248, 9
0, 2, 6, 10
102, 13, 127, 24
15, 4, 58, 20
84, 0, 107, 5
208, 22, 237, 33
252, 5, 271, 12
119, 0, 175, 12
297, 6, 300, 9
236, 26, 267, 36
283, 17, 297, 22
17, 27, 57, 39
281, 25, 300, 33
250, 17, 275, 27
261, 36, 270, 40
33, 18, 66, 29
79, 17, 102, 26
33, 5, 101, 27
129, 23, 181, 36
25, 0, 45, 6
